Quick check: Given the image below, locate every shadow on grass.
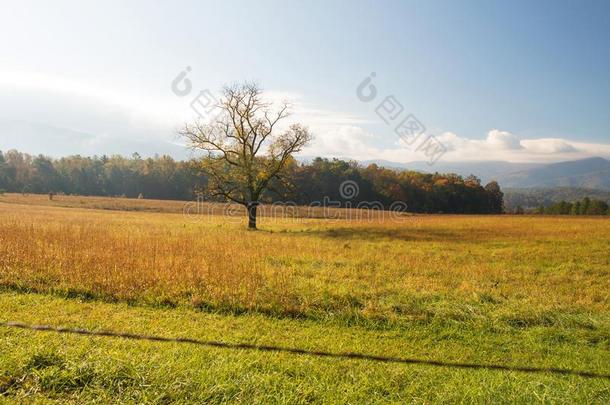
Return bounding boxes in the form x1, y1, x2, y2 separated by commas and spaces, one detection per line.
4, 321, 609, 380
279, 226, 510, 243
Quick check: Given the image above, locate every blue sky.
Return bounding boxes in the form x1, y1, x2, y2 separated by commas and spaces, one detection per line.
1, 0, 609, 162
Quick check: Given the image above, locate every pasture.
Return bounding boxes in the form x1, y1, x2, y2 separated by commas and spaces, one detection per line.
0, 194, 609, 403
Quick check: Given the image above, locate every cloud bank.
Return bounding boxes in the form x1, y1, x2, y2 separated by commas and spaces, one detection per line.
302, 126, 610, 164
1, 72, 608, 164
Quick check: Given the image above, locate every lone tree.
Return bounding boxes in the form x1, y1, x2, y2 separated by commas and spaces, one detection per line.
180, 82, 312, 229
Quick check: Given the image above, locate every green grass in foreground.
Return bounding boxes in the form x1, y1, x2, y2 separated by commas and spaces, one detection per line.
1, 292, 608, 403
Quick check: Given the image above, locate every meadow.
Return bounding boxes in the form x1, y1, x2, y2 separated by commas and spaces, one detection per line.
0, 193, 609, 403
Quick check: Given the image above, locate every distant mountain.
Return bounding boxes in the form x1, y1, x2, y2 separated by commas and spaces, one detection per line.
495, 157, 610, 189
357, 157, 610, 190
360, 160, 542, 182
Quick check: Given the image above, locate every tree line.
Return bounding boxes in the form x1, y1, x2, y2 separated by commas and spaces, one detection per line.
504, 187, 610, 212
0, 150, 504, 214
533, 197, 609, 216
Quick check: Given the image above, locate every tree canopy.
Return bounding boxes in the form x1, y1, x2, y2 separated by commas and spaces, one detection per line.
179, 83, 312, 228
0, 150, 505, 214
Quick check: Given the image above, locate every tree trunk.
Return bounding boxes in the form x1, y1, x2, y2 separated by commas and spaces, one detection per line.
247, 201, 259, 229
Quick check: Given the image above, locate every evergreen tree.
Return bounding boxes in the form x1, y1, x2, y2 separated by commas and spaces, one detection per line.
582, 197, 591, 215
588, 199, 608, 215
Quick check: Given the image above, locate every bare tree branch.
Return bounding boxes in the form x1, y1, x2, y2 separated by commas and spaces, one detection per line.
180, 82, 312, 228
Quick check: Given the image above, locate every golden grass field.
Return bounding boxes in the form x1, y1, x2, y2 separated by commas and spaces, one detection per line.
0, 193, 609, 403
0, 193, 608, 325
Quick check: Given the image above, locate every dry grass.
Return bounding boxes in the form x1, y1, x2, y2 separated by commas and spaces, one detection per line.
1, 194, 610, 402
0, 193, 192, 213
0, 195, 609, 327
0, 192, 401, 220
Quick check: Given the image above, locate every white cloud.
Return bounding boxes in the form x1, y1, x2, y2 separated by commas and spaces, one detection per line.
262, 90, 372, 129
435, 131, 608, 162
302, 126, 610, 164
1, 71, 608, 163
302, 125, 382, 160
520, 138, 577, 154
0, 70, 188, 131
485, 129, 523, 150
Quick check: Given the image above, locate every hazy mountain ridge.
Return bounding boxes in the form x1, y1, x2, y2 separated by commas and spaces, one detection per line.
494, 157, 610, 189
358, 157, 610, 190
